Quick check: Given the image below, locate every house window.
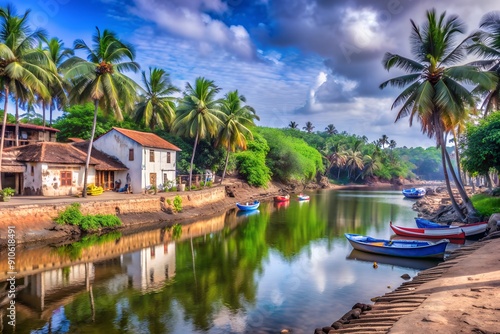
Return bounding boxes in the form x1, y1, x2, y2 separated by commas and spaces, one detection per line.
150, 150, 155, 162
61, 171, 72, 186
129, 149, 134, 161
167, 152, 171, 163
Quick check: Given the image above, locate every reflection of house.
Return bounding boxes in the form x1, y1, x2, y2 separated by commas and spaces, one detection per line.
120, 242, 176, 291
93, 127, 181, 193
1, 142, 127, 195
1, 123, 59, 148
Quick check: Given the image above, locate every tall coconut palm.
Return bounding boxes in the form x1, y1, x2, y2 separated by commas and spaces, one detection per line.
288, 121, 299, 129
303, 121, 315, 133
0, 5, 50, 189
43, 37, 73, 126
172, 77, 225, 189
217, 90, 259, 184
62, 27, 139, 197
324, 124, 338, 135
345, 140, 364, 179
379, 134, 389, 148
389, 139, 397, 149
133, 67, 179, 131
379, 9, 495, 220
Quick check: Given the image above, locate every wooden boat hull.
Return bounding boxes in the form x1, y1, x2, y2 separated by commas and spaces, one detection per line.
415, 218, 488, 237
402, 187, 426, 199
236, 201, 260, 211
345, 233, 448, 259
391, 222, 465, 239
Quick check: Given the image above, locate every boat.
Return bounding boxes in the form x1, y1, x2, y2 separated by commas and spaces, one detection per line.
346, 249, 442, 270
402, 187, 426, 199
390, 222, 465, 239
274, 194, 290, 202
236, 200, 260, 211
415, 218, 488, 238
297, 194, 310, 201
344, 233, 449, 259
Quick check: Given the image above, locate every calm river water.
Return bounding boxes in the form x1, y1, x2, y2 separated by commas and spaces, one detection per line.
1, 189, 465, 334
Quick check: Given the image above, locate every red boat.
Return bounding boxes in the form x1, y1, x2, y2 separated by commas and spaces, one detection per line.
390, 222, 465, 239
274, 194, 290, 202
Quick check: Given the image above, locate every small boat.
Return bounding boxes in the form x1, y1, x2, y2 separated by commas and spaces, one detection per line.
236, 200, 260, 211
347, 249, 442, 270
274, 194, 290, 202
345, 233, 449, 259
402, 187, 426, 199
390, 222, 465, 239
415, 218, 488, 238
297, 194, 310, 201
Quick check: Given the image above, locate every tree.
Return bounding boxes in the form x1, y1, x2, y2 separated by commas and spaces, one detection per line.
62, 27, 139, 197
133, 67, 179, 131
389, 139, 397, 149
379, 134, 389, 149
172, 77, 225, 189
324, 124, 337, 135
303, 121, 314, 133
288, 121, 299, 129
0, 5, 50, 189
345, 140, 364, 179
217, 90, 259, 184
380, 9, 494, 220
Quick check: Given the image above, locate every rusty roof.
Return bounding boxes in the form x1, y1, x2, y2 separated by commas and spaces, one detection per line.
72, 142, 128, 171
0, 147, 25, 172
1, 123, 60, 132
109, 127, 181, 151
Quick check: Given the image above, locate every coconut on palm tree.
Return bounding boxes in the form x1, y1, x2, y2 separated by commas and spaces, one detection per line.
62, 27, 139, 197
380, 9, 495, 221
172, 77, 225, 189
133, 67, 179, 131
0, 5, 51, 189
217, 90, 259, 184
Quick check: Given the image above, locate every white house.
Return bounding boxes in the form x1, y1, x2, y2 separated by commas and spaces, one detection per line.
93, 127, 181, 194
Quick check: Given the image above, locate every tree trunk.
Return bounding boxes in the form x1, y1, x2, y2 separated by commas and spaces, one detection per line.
0, 85, 10, 190
15, 98, 19, 147
220, 143, 230, 185
83, 100, 99, 198
42, 101, 46, 129
49, 97, 53, 126
444, 148, 477, 216
188, 131, 199, 190
452, 128, 463, 186
485, 173, 493, 190
438, 127, 465, 221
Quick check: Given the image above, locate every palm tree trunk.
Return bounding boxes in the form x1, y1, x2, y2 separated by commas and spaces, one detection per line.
15, 98, 19, 147
189, 132, 199, 190
49, 97, 53, 127
220, 144, 230, 184
0, 85, 10, 190
42, 101, 46, 129
83, 100, 99, 198
443, 148, 476, 216
452, 129, 463, 186
438, 129, 465, 221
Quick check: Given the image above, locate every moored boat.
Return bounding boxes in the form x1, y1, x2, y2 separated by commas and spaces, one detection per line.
415, 218, 488, 238
236, 200, 260, 211
402, 187, 426, 199
297, 193, 310, 201
344, 233, 449, 259
274, 194, 290, 202
390, 222, 465, 239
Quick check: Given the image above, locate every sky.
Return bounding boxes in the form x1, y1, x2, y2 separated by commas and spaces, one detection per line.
5, 0, 500, 148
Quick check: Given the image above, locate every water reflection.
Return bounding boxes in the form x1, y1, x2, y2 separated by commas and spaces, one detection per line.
0, 190, 472, 333
346, 249, 442, 271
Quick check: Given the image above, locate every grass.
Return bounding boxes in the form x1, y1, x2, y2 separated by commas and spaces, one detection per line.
471, 193, 500, 217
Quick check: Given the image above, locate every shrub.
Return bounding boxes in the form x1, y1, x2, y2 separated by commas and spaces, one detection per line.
0, 187, 15, 197
206, 181, 213, 187
173, 195, 183, 212
55, 202, 122, 231
56, 203, 84, 225
170, 186, 177, 192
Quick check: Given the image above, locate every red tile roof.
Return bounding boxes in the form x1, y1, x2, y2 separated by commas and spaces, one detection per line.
72, 142, 128, 171
110, 127, 181, 151
1, 123, 60, 132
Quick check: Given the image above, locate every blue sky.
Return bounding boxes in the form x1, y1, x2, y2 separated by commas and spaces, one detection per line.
5, 0, 500, 147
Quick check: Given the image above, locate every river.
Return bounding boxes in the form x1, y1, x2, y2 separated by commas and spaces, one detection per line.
0, 189, 465, 334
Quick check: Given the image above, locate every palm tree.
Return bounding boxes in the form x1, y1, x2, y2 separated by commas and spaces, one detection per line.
303, 121, 314, 133
324, 124, 337, 135
288, 121, 299, 129
379, 134, 389, 149
172, 77, 225, 189
345, 140, 364, 179
133, 67, 179, 131
217, 90, 259, 184
62, 27, 139, 197
43, 37, 73, 126
389, 139, 397, 149
322, 142, 347, 179
0, 5, 50, 189
379, 9, 494, 220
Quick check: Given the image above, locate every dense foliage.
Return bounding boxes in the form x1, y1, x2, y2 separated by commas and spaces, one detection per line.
234, 133, 271, 187
56, 203, 122, 232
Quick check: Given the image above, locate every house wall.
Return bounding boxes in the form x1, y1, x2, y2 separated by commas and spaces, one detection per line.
94, 129, 177, 193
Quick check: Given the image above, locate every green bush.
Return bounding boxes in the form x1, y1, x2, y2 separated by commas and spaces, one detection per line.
0, 187, 15, 197
170, 186, 177, 192
173, 195, 183, 212
206, 181, 213, 187
471, 194, 500, 216
56, 203, 84, 225
55, 203, 122, 231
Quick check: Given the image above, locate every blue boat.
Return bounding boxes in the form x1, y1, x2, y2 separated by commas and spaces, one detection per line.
236, 200, 260, 211
415, 217, 446, 228
402, 187, 426, 198
415, 218, 488, 238
344, 233, 449, 259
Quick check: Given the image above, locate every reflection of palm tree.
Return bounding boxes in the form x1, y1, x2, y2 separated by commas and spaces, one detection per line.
288, 121, 299, 129
303, 121, 314, 133
380, 9, 492, 219
172, 77, 224, 189
63, 27, 139, 197
134, 67, 179, 131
